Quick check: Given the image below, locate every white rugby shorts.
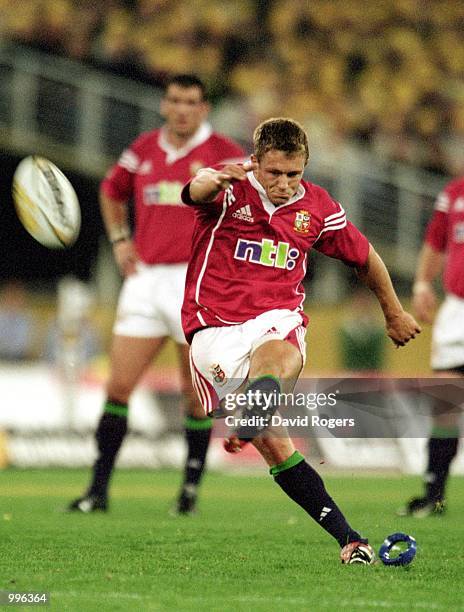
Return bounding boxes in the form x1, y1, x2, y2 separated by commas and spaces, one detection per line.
189, 309, 307, 414
431, 294, 464, 370
113, 262, 187, 343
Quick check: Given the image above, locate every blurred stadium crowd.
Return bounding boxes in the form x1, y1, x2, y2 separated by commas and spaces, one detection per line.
1, 0, 464, 175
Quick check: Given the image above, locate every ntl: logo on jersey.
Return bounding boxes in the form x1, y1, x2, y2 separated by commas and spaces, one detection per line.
234, 238, 300, 270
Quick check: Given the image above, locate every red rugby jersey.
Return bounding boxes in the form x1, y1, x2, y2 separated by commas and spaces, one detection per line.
425, 177, 464, 298
181, 171, 370, 343
101, 123, 245, 264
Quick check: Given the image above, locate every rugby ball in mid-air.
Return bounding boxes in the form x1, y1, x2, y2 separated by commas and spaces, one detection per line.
12, 155, 81, 248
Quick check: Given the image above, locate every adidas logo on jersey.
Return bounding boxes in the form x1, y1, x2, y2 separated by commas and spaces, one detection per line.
232, 205, 254, 222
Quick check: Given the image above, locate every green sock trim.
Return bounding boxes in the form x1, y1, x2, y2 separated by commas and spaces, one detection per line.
270, 450, 305, 476
104, 401, 128, 418
431, 426, 460, 439
247, 374, 281, 389
185, 415, 213, 431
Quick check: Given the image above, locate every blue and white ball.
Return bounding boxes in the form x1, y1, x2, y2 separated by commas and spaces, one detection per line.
379, 532, 417, 566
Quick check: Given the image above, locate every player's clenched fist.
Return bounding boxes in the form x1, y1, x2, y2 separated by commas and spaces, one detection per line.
385, 310, 422, 347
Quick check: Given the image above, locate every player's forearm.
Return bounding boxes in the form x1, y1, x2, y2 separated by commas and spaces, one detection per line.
99, 192, 131, 243
188, 163, 251, 203
189, 170, 223, 203
413, 243, 444, 288
356, 245, 404, 320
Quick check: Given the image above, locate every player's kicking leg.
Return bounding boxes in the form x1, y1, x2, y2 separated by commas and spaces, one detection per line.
172, 344, 213, 515
255, 433, 374, 564
68, 335, 165, 512
228, 339, 374, 564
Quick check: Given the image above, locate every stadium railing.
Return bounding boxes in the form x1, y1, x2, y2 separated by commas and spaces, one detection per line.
0, 43, 448, 285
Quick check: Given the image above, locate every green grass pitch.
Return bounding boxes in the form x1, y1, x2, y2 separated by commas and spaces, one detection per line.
1, 468, 463, 611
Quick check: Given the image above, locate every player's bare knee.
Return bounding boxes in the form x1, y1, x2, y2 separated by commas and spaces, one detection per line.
251, 340, 302, 381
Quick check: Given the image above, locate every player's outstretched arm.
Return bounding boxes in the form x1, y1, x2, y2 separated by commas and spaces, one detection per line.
356, 244, 421, 347
411, 243, 444, 323
189, 161, 255, 203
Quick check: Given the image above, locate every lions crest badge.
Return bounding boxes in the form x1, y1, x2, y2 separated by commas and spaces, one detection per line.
294, 209, 311, 234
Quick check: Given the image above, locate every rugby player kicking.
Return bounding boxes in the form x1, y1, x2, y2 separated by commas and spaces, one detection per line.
180, 117, 420, 563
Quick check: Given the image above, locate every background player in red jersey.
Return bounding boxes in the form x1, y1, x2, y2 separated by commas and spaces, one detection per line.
181, 117, 420, 563
69, 74, 244, 514
399, 178, 464, 517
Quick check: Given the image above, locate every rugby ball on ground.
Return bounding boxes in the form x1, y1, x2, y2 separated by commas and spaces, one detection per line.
12, 155, 81, 248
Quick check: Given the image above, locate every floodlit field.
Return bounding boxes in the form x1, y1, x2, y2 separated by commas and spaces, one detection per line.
1, 469, 463, 611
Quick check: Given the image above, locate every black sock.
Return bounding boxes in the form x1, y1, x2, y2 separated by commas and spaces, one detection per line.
425, 432, 459, 502
181, 416, 213, 494
88, 400, 128, 498
272, 451, 365, 547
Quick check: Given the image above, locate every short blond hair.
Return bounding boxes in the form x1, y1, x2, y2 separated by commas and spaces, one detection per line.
253, 117, 309, 164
